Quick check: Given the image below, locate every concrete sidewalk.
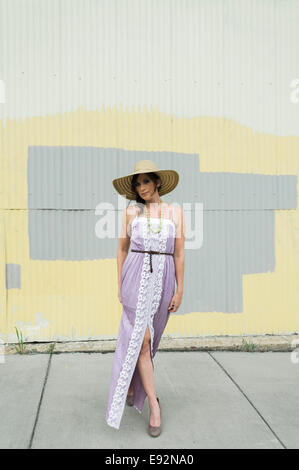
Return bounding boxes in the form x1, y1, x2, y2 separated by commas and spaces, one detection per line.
0, 350, 298, 449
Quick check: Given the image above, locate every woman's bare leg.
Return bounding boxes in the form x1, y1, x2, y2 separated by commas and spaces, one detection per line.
128, 381, 133, 396
136, 325, 161, 426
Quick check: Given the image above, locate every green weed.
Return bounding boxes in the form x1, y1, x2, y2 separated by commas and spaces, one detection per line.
14, 327, 26, 354
240, 338, 257, 352
47, 343, 55, 354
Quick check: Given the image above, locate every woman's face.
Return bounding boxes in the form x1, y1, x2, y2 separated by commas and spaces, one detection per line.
134, 173, 160, 200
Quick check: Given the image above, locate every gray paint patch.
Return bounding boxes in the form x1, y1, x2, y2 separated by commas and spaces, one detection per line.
27, 147, 297, 313
6, 264, 21, 289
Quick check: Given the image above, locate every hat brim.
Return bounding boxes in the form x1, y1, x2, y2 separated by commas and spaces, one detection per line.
113, 169, 179, 200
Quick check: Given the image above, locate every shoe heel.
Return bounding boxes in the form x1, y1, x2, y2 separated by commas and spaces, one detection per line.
148, 397, 162, 437
126, 394, 134, 406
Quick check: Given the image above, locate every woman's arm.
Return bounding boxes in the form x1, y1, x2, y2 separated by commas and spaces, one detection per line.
173, 206, 185, 295
117, 208, 131, 289
117, 206, 136, 290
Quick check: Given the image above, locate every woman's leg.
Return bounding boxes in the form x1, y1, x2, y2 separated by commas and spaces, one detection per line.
136, 325, 161, 426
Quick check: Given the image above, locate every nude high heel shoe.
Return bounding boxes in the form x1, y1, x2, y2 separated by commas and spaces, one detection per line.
148, 397, 162, 437
126, 392, 134, 406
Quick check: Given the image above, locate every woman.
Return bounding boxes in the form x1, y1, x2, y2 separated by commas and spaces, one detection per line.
105, 159, 185, 437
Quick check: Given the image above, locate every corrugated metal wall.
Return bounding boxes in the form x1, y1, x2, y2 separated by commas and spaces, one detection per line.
0, 0, 298, 343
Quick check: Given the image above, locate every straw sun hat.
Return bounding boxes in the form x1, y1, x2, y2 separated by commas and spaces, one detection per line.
112, 160, 179, 200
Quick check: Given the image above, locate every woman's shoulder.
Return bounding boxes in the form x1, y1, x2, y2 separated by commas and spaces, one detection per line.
126, 203, 142, 218
125, 204, 142, 233
167, 204, 183, 224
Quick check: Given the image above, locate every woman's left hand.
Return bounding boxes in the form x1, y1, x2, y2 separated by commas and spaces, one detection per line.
168, 291, 183, 313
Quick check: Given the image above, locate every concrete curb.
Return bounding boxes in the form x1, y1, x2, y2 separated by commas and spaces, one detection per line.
3, 334, 299, 355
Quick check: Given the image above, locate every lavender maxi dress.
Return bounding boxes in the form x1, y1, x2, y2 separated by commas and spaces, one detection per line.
105, 213, 176, 429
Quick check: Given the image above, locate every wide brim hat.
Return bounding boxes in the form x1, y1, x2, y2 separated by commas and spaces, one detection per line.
112, 160, 179, 200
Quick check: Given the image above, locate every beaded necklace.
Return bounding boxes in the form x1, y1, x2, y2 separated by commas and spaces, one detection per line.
145, 202, 163, 234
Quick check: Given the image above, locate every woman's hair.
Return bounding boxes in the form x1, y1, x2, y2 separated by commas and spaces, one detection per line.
128, 172, 162, 214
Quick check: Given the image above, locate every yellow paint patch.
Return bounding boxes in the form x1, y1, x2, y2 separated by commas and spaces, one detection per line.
0, 108, 298, 341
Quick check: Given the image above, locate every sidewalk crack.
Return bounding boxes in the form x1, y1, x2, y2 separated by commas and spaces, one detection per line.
28, 353, 53, 449
208, 352, 287, 449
